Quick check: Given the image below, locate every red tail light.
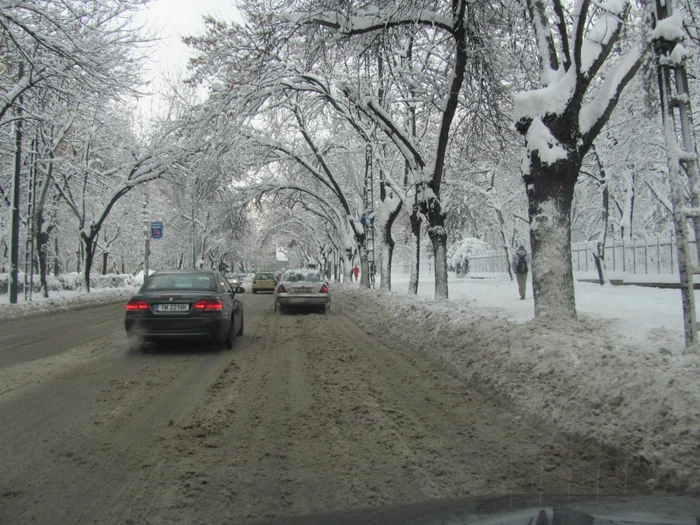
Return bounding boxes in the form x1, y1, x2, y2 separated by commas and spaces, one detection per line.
194, 300, 223, 311
277, 284, 287, 294
320, 284, 329, 294
126, 300, 149, 311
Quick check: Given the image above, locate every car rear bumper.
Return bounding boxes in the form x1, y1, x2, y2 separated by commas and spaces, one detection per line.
277, 294, 330, 307
125, 317, 227, 341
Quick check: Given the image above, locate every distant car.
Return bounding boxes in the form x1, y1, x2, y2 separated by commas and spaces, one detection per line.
252, 271, 276, 293
226, 274, 240, 287
124, 270, 244, 352
274, 269, 330, 314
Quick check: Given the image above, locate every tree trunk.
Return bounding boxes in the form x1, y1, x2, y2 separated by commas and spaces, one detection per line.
102, 251, 109, 275
496, 209, 513, 281
378, 205, 401, 292
422, 191, 448, 300
342, 248, 353, 283
37, 231, 50, 298
408, 204, 422, 295
593, 242, 609, 285
53, 237, 61, 276
359, 243, 370, 289
428, 224, 449, 300
527, 158, 578, 318
76, 241, 83, 273
82, 234, 97, 292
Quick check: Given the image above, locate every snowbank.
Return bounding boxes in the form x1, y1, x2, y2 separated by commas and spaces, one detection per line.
335, 284, 700, 491
0, 272, 137, 294
0, 286, 137, 321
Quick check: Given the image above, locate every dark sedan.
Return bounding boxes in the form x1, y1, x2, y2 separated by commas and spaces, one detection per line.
124, 270, 244, 352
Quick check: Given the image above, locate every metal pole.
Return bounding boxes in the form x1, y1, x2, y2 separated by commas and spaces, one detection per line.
9, 62, 24, 304
612, 239, 616, 272
657, 237, 661, 274
645, 238, 648, 275
191, 205, 196, 268
24, 137, 35, 302
633, 240, 637, 274
622, 238, 626, 272
670, 234, 674, 274
143, 189, 149, 280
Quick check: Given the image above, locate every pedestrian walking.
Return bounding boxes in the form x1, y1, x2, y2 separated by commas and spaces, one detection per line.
512, 245, 529, 300
352, 265, 360, 282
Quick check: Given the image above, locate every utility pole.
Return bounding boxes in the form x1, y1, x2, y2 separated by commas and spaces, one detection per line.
653, 0, 700, 347
24, 134, 37, 301
9, 62, 24, 305
191, 205, 196, 268
143, 187, 150, 280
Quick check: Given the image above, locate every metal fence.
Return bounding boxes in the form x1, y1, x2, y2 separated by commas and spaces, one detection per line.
465, 236, 689, 275
571, 237, 688, 274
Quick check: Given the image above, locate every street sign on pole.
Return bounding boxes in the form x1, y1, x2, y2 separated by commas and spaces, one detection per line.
151, 221, 163, 239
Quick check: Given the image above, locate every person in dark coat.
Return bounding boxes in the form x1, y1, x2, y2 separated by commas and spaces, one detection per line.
512, 246, 529, 300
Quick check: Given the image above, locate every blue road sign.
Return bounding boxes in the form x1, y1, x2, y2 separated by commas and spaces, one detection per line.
151, 221, 163, 239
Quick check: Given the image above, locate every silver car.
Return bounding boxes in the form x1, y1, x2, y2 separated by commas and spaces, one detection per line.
274, 269, 330, 314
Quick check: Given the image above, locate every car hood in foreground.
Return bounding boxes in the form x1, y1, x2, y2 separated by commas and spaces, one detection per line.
238, 494, 700, 525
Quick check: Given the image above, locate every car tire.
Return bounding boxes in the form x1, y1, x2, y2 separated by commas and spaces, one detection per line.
253, 290, 257, 294
237, 311, 244, 336
223, 320, 234, 350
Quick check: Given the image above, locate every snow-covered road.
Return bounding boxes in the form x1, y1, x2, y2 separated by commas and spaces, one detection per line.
0, 293, 652, 524
340, 275, 700, 491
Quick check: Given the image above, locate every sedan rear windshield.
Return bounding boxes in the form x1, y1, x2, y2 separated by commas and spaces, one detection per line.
255, 273, 275, 280
284, 271, 322, 283
142, 273, 216, 292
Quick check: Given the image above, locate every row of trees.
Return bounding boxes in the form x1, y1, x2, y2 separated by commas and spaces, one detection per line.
178, 0, 695, 320
2, 0, 699, 325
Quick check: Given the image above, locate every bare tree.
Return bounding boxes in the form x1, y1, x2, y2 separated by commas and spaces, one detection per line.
514, 0, 645, 318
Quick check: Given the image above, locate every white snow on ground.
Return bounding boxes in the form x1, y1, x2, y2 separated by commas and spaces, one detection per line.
0, 287, 138, 321
392, 272, 696, 348
337, 272, 700, 491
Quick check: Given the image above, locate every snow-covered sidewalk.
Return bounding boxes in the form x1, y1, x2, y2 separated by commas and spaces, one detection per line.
0, 287, 137, 321
390, 272, 697, 349
337, 273, 700, 491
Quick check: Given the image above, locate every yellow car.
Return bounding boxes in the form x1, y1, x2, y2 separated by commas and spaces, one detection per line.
252, 271, 277, 294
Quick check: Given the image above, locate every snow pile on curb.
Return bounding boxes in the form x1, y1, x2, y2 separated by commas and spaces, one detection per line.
0, 272, 137, 294
335, 285, 700, 491
0, 287, 137, 321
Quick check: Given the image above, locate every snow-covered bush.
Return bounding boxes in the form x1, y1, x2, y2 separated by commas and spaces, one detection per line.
447, 238, 491, 276
0, 273, 135, 295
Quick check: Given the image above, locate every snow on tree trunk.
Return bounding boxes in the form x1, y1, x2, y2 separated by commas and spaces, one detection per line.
359, 243, 370, 289
377, 190, 402, 292
428, 224, 449, 300
379, 240, 393, 292
342, 249, 353, 283
527, 159, 578, 318
408, 205, 422, 295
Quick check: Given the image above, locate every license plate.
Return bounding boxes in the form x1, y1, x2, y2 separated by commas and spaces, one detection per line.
296, 287, 312, 293
156, 303, 189, 312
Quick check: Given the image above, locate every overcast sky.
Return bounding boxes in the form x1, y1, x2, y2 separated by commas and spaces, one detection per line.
133, 0, 243, 116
